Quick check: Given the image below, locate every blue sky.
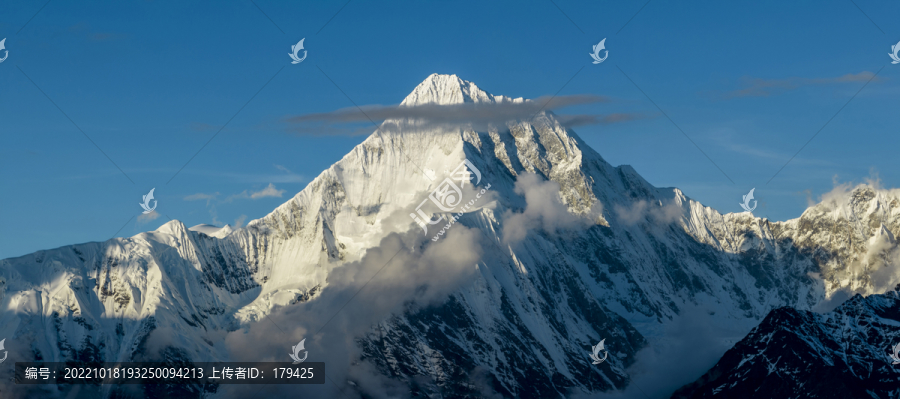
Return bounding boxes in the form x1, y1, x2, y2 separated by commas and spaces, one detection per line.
2, 0, 899, 259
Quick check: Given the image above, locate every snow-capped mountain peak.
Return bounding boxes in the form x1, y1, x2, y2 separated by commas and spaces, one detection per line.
4, 74, 900, 398
400, 73, 524, 106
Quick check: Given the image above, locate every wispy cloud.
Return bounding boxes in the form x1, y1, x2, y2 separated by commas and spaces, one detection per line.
709, 128, 833, 167
719, 71, 881, 99
723, 142, 834, 167
501, 173, 598, 245
249, 183, 285, 199
555, 112, 653, 127
290, 94, 607, 124
185, 181, 288, 226
218, 226, 485, 398
285, 94, 648, 135
181, 169, 305, 184
185, 183, 286, 204
613, 200, 682, 226
184, 192, 219, 204
136, 210, 160, 223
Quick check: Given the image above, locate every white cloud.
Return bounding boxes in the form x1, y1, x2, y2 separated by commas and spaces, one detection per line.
184, 183, 286, 227
721, 71, 881, 99
250, 183, 285, 199
136, 210, 160, 223
184, 183, 286, 204
613, 200, 682, 226
217, 226, 485, 397
501, 173, 595, 245
587, 306, 737, 399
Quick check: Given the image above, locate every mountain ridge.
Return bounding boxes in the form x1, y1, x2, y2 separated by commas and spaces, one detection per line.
673, 285, 900, 398
2, 74, 900, 398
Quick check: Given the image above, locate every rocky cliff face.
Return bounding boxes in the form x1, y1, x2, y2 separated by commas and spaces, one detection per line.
673, 286, 900, 398
2, 74, 899, 398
